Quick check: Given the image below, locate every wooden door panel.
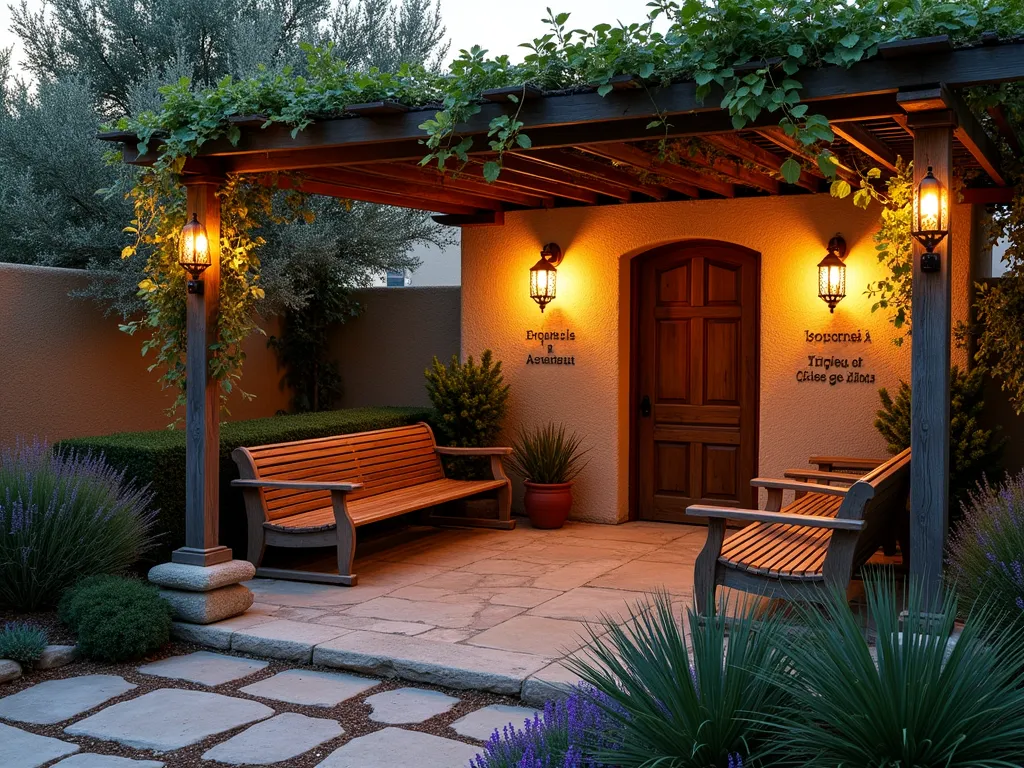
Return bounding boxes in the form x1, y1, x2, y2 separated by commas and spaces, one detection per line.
656, 319, 690, 402
705, 260, 742, 305
636, 241, 759, 522
704, 319, 740, 404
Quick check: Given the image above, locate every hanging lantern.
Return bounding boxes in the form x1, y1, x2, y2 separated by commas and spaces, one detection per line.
529, 243, 563, 313
817, 234, 847, 313
179, 213, 211, 294
911, 166, 948, 273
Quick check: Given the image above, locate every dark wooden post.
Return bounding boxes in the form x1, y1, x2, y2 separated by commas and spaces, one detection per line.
902, 91, 956, 602
172, 178, 232, 567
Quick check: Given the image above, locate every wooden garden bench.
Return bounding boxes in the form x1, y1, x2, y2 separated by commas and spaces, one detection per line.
231, 422, 513, 585
687, 448, 910, 613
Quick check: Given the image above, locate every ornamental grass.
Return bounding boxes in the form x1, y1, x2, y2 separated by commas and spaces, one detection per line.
0, 440, 158, 611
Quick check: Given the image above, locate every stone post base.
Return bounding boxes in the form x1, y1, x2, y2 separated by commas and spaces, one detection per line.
149, 560, 256, 625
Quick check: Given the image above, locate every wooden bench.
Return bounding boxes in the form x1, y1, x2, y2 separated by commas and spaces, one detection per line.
686, 448, 910, 613
231, 422, 513, 585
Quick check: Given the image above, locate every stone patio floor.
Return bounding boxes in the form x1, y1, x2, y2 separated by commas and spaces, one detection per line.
175, 519, 707, 703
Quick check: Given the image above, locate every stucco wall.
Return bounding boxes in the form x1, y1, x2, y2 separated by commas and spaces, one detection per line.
331, 286, 461, 408
0, 265, 460, 446
461, 195, 974, 525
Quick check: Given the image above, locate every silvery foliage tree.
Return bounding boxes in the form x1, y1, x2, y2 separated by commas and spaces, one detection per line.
0, 0, 452, 318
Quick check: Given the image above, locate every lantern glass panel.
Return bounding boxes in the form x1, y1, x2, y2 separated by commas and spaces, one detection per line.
179, 214, 211, 276
817, 252, 846, 312
530, 258, 557, 312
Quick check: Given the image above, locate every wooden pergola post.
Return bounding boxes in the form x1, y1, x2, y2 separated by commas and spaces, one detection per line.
172, 178, 232, 567
903, 91, 956, 601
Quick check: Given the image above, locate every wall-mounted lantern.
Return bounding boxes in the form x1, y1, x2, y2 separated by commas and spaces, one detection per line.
911, 166, 948, 273
817, 234, 847, 313
179, 213, 212, 294
530, 243, 563, 313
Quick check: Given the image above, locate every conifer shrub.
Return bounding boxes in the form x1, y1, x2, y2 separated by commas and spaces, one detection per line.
875, 365, 1004, 517
59, 575, 171, 662
0, 622, 48, 669
425, 350, 509, 477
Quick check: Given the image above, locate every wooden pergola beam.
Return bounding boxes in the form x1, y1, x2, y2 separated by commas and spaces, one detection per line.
581, 143, 735, 198
831, 123, 899, 172
899, 86, 1006, 186
987, 103, 1023, 155
353, 163, 550, 208
273, 175, 483, 215
684, 145, 781, 194
526, 149, 669, 199
458, 162, 600, 203
499, 154, 634, 201
754, 127, 861, 186
109, 42, 1024, 166
704, 134, 821, 192
306, 167, 506, 211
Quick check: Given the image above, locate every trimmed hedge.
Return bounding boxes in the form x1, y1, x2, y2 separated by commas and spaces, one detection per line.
57, 406, 434, 561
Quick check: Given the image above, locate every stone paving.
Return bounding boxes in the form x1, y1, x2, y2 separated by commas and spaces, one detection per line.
177, 520, 705, 703
0, 650, 545, 767
0, 520, 706, 767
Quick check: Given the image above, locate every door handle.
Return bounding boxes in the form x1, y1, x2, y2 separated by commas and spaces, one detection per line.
640, 395, 652, 418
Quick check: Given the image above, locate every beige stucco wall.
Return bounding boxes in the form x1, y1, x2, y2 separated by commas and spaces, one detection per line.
462, 194, 974, 524
0, 266, 460, 446
331, 286, 461, 408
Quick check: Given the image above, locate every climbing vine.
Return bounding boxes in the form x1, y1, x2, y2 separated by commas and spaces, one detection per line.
113, 0, 1024, 415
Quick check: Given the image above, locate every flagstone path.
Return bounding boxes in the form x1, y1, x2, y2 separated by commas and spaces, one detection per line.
0, 649, 541, 768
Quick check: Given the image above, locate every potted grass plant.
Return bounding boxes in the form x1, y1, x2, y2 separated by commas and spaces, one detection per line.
508, 423, 589, 529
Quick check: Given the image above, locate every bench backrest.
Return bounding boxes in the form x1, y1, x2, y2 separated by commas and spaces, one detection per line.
233, 422, 444, 522
828, 447, 911, 569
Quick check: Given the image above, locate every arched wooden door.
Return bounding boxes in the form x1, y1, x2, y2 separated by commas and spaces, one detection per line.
633, 240, 760, 522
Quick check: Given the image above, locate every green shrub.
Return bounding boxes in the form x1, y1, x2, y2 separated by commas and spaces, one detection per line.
948, 469, 1024, 628
59, 575, 172, 662
875, 365, 1004, 517
507, 423, 589, 484
0, 622, 48, 668
56, 406, 433, 560
0, 441, 158, 610
425, 350, 509, 478
767, 572, 1024, 767
566, 591, 788, 767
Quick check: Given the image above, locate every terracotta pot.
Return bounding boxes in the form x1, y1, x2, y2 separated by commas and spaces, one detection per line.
523, 481, 574, 529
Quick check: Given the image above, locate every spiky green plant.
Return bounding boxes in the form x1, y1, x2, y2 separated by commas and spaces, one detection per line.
0, 622, 48, 668
507, 423, 590, 485
564, 591, 788, 767
766, 572, 1024, 767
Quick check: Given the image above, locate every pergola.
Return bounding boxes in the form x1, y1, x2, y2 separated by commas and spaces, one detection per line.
102, 35, 1024, 597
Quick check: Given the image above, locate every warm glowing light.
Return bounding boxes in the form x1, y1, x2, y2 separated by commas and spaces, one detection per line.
179, 213, 212, 292
529, 243, 563, 313
817, 234, 847, 313
912, 166, 949, 271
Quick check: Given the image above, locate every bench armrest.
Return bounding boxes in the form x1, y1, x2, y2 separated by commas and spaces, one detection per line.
783, 469, 863, 484
231, 479, 363, 492
435, 446, 512, 456
687, 505, 864, 531
750, 478, 849, 497
808, 455, 886, 472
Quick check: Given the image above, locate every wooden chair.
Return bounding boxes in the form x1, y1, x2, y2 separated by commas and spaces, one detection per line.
231, 422, 512, 585
686, 448, 910, 613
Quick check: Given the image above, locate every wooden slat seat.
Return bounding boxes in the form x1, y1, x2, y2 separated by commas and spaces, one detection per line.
687, 448, 910, 611
231, 422, 514, 585
266, 478, 509, 533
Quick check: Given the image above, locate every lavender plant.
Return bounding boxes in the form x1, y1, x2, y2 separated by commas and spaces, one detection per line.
0, 441, 158, 610
470, 684, 612, 768
948, 470, 1024, 626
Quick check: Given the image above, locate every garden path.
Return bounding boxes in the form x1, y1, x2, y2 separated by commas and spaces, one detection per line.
0, 648, 541, 767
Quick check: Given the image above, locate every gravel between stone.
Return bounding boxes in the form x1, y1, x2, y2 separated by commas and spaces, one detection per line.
0, 639, 521, 768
